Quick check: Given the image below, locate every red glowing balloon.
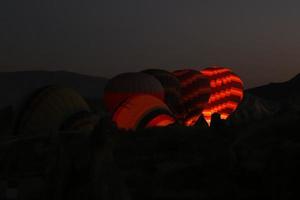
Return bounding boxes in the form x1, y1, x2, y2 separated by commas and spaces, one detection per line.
200, 66, 244, 125
112, 94, 175, 130
103, 72, 165, 113
173, 69, 211, 126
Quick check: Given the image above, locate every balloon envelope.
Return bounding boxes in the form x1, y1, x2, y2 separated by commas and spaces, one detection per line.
173, 69, 211, 126
15, 85, 93, 135
103, 72, 165, 113
142, 69, 182, 114
200, 66, 244, 125
112, 94, 175, 130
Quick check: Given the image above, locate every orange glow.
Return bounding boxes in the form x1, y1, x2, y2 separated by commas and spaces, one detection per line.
200, 67, 244, 125
112, 94, 175, 130
182, 88, 211, 102
201, 67, 231, 76
173, 69, 211, 126
210, 80, 216, 88
146, 114, 175, 128
104, 92, 164, 113
184, 115, 200, 126
231, 88, 244, 99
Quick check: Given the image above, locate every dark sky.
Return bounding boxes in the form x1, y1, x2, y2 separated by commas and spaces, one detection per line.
1, 0, 300, 88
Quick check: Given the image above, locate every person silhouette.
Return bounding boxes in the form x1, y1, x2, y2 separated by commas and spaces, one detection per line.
210, 113, 226, 129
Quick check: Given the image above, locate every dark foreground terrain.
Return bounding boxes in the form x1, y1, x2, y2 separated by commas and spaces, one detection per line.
1, 109, 300, 200
0, 72, 300, 199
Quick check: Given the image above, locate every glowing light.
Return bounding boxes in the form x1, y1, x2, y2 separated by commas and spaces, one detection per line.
112, 94, 175, 130
146, 114, 175, 128
173, 69, 211, 126
200, 67, 244, 125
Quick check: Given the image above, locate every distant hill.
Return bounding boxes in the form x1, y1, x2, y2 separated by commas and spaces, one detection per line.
0, 70, 107, 110
229, 73, 300, 125
229, 93, 280, 125
247, 73, 300, 102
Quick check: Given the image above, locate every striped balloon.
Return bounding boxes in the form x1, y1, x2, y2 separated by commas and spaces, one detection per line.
142, 69, 182, 115
200, 66, 244, 125
173, 69, 211, 126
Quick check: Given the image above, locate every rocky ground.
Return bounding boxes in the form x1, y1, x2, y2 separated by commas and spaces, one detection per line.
0, 108, 300, 200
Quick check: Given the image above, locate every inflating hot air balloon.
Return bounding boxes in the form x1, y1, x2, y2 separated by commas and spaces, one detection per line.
103, 72, 165, 113
15, 85, 97, 135
112, 94, 176, 130
173, 69, 211, 126
200, 66, 244, 125
60, 110, 98, 131
142, 69, 182, 114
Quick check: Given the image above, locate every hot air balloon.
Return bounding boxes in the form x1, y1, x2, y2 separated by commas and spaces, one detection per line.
173, 69, 211, 126
60, 110, 99, 131
200, 66, 244, 125
15, 85, 96, 135
142, 69, 182, 114
103, 72, 165, 113
112, 94, 176, 130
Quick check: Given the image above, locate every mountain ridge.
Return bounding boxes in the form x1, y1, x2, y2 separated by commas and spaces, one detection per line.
247, 73, 300, 102
0, 70, 107, 109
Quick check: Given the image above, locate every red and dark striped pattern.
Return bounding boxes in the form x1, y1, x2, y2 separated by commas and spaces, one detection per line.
200, 66, 244, 125
173, 69, 211, 126
142, 69, 182, 114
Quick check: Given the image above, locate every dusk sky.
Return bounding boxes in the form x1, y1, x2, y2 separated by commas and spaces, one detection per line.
1, 0, 300, 88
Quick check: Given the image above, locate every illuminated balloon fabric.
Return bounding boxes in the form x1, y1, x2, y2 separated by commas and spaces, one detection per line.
112, 94, 176, 130
173, 69, 211, 126
200, 66, 244, 124
142, 69, 182, 114
103, 72, 165, 113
